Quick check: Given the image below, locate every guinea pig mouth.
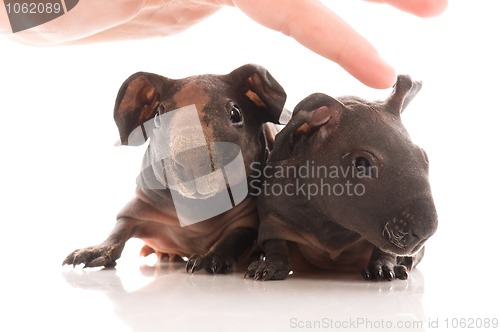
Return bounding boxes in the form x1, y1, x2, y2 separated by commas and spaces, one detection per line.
382, 218, 410, 251
175, 171, 222, 199
381, 218, 429, 256
157, 158, 222, 199
152, 143, 248, 200
379, 198, 438, 256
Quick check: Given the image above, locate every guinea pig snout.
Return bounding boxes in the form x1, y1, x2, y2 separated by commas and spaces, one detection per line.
382, 215, 415, 253
173, 147, 213, 179
383, 198, 438, 255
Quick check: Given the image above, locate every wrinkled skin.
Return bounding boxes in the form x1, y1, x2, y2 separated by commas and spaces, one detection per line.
246, 75, 438, 281
63, 64, 287, 273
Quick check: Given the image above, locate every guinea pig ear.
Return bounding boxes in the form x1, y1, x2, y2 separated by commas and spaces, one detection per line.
113, 72, 168, 146
292, 94, 345, 138
385, 75, 423, 116
229, 64, 287, 124
270, 94, 344, 162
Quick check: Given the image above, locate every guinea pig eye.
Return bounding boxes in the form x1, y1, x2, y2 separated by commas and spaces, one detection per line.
354, 156, 373, 177
229, 104, 243, 124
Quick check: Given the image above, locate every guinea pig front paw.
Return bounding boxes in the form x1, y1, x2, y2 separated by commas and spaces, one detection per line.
362, 261, 408, 281
62, 243, 123, 268
245, 259, 291, 281
186, 253, 235, 274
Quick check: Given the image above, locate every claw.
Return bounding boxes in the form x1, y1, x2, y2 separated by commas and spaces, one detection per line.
187, 259, 200, 273
254, 270, 264, 280
362, 263, 409, 281
362, 268, 371, 280
382, 266, 395, 281
376, 268, 384, 280
210, 261, 219, 274
62, 258, 71, 267
62, 251, 79, 267
186, 255, 198, 273
84, 256, 107, 268
62, 243, 122, 269
245, 262, 258, 279
394, 265, 408, 280
186, 253, 234, 274
245, 259, 290, 281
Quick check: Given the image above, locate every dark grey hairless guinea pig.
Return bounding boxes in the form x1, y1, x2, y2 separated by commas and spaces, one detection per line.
63, 64, 286, 273
245, 75, 438, 281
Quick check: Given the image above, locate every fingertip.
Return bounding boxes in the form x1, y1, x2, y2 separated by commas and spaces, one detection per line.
371, 0, 449, 18
412, 0, 449, 18
367, 63, 397, 89
350, 54, 397, 89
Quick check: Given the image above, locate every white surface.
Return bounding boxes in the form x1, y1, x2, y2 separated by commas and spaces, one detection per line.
1, 1, 500, 331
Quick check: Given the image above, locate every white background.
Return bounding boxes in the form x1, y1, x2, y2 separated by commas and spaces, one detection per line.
1, 1, 499, 331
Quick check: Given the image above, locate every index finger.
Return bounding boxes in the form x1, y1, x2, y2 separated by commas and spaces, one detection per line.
232, 0, 397, 88
367, 0, 448, 17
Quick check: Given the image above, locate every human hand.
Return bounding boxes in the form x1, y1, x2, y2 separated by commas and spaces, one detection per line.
230, 0, 448, 88
1, 0, 447, 88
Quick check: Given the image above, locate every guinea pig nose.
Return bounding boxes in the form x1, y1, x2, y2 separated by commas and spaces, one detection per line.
173, 147, 212, 176
404, 197, 438, 245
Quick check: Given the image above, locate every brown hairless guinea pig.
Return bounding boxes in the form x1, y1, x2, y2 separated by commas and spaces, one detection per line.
246, 75, 438, 281
63, 64, 286, 273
